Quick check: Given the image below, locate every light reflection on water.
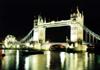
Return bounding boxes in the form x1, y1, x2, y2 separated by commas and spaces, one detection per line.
25, 54, 47, 70
65, 53, 88, 70
2, 52, 16, 70
0, 50, 99, 70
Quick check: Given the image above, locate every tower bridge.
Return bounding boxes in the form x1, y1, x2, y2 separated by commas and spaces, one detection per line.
20, 8, 100, 44
3, 8, 100, 51
24, 8, 84, 43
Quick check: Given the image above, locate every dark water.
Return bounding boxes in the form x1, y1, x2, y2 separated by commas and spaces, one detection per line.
0, 50, 100, 70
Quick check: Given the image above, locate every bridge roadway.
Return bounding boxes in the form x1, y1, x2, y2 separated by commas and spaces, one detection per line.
0, 42, 93, 51
0, 42, 68, 50
0, 47, 34, 50
41, 42, 70, 49
0, 42, 33, 50
42, 42, 69, 46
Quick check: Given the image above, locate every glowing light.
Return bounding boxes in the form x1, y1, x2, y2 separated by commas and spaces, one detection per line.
33, 31, 39, 41
25, 57, 30, 70
60, 52, 66, 69
4, 35, 18, 48
51, 21, 55, 23
46, 51, 51, 68
25, 43, 30, 46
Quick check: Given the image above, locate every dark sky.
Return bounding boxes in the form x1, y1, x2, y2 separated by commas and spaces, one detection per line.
0, 0, 100, 40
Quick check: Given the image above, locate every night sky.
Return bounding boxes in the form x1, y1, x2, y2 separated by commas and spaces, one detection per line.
0, 0, 100, 41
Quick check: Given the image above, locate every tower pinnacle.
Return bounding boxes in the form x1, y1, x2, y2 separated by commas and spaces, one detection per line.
76, 6, 80, 14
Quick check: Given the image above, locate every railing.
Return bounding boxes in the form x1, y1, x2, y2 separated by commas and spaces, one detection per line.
20, 28, 34, 43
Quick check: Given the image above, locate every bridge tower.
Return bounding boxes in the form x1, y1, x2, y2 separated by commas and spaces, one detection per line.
70, 7, 84, 42
33, 16, 46, 43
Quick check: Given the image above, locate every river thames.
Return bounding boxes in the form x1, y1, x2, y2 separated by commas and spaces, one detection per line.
0, 50, 100, 70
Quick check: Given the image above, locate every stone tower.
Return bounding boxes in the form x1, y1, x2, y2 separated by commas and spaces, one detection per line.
33, 16, 46, 43
70, 7, 84, 42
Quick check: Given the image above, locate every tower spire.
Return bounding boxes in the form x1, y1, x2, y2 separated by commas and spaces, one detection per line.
76, 6, 80, 14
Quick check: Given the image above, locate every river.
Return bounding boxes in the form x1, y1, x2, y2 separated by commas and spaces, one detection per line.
0, 50, 100, 70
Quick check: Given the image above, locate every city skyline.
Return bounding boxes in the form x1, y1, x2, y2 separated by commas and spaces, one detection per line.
0, 0, 100, 41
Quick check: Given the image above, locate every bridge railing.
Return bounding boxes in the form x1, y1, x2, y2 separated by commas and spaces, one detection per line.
77, 22, 100, 44
20, 28, 34, 43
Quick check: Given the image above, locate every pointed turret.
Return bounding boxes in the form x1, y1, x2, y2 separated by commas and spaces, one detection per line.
76, 6, 80, 14
70, 6, 83, 21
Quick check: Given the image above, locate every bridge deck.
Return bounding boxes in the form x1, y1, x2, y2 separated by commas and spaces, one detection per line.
0, 48, 34, 50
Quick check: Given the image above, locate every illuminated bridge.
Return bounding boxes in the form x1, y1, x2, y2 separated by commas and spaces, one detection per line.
2, 8, 100, 51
